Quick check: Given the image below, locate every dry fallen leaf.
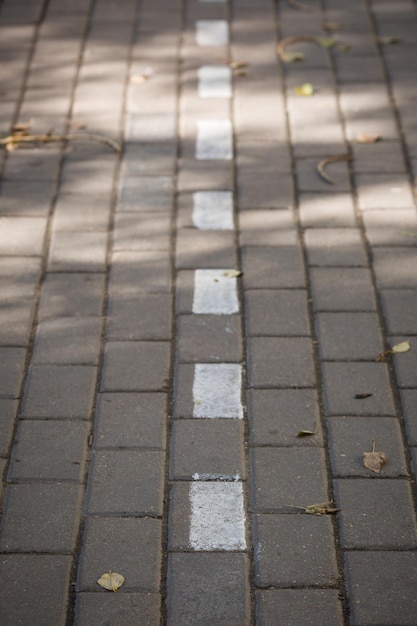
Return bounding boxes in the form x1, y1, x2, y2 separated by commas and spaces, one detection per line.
294, 82, 314, 96
97, 571, 125, 592
378, 36, 401, 45
229, 61, 249, 70
305, 501, 341, 515
285, 51, 305, 63
0, 132, 121, 153
363, 438, 387, 474
296, 421, 318, 437
222, 269, 242, 278
276, 35, 317, 62
316, 153, 351, 184
376, 339, 410, 362
356, 133, 381, 144
354, 392, 373, 399
317, 37, 339, 48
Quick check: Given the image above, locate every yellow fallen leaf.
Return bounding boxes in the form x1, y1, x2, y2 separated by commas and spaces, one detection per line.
229, 61, 248, 70
392, 340, 411, 354
284, 51, 305, 63
356, 133, 381, 144
222, 269, 242, 278
294, 83, 314, 96
304, 501, 341, 515
97, 571, 125, 592
317, 37, 338, 48
363, 439, 387, 474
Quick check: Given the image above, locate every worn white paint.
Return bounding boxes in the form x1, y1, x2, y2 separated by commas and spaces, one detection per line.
192, 191, 234, 230
196, 20, 228, 46
189, 482, 246, 550
193, 363, 243, 418
196, 120, 232, 160
198, 66, 232, 99
192, 269, 239, 314
192, 473, 241, 481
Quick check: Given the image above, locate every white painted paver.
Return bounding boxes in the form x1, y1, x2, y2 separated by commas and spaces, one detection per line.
189, 481, 246, 550
193, 363, 243, 418
192, 191, 234, 230
198, 66, 232, 99
192, 269, 239, 314
196, 120, 233, 160
196, 20, 228, 46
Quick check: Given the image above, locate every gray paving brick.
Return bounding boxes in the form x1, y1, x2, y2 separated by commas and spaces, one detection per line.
94, 392, 167, 449
363, 209, 417, 247
176, 229, 236, 269
239, 209, 297, 246
253, 514, 338, 587
22, 365, 97, 419
351, 140, 407, 174
60, 153, 117, 195
170, 419, 245, 480
121, 142, 175, 177
0, 555, 71, 626
236, 140, 291, 174
176, 314, 242, 362
251, 447, 328, 511
32, 317, 102, 364
237, 171, 294, 210
400, 390, 417, 445
86, 450, 164, 515
2, 148, 61, 181
117, 176, 174, 211
391, 336, 417, 387
167, 553, 250, 626
322, 362, 395, 416
315, 312, 384, 360
380, 289, 417, 334
256, 589, 343, 626
0, 298, 35, 346
356, 173, 415, 210
0, 179, 55, 217
113, 212, 171, 251
0, 483, 82, 552
101, 341, 169, 392
107, 293, 172, 340
373, 247, 417, 288
248, 337, 315, 388
109, 251, 171, 294
77, 517, 161, 591
48, 231, 108, 272
304, 228, 367, 266
0, 398, 17, 457
37, 273, 105, 318
0, 347, 26, 397
327, 416, 408, 477
9, 420, 89, 481
248, 388, 321, 446
245, 289, 310, 336
299, 193, 357, 228
335, 53, 385, 82
126, 112, 176, 143
0, 216, 46, 255
177, 157, 233, 192
0, 256, 41, 299
52, 193, 111, 232
74, 592, 161, 626
310, 267, 376, 311
345, 551, 417, 626
242, 246, 305, 289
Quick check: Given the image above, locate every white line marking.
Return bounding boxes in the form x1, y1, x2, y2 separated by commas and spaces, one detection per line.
198, 66, 232, 99
196, 120, 232, 160
192, 191, 234, 230
196, 20, 229, 46
189, 482, 246, 550
192, 473, 241, 481
192, 269, 239, 314
193, 363, 243, 418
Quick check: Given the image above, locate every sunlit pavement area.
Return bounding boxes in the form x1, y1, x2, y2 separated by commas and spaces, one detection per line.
1, 0, 417, 624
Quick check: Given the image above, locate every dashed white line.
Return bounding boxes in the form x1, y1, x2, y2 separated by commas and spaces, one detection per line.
193, 363, 243, 418
196, 20, 229, 46
196, 120, 232, 160
198, 66, 232, 99
192, 191, 234, 231
189, 481, 246, 550
192, 269, 239, 314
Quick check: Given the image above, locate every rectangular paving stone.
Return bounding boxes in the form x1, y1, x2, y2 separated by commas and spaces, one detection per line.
106, 293, 172, 340
37, 273, 105, 318
167, 553, 250, 626
192, 268, 239, 314
256, 589, 343, 626
9, 420, 89, 481
86, 450, 164, 515
117, 176, 174, 212
190, 190, 233, 230
363, 209, 417, 247
237, 171, 294, 210
77, 517, 161, 591
245, 289, 310, 336
356, 173, 415, 210
2, 148, 61, 181
328, 416, 408, 477
101, 341, 169, 392
176, 314, 242, 362
0, 257, 41, 300
176, 229, 236, 268
321, 362, 395, 416
0, 398, 17, 458
380, 289, 417, 334
0, 298, 35, 346
0, 179, 55, 217
52, 193, 111, 232
0, 347, 26, 397
32, 317, 102, 364
48, 231, 108, 272
0, 483, 82, 552
304, 228, 367, 266
242, 246, 305, 288
299, 193, 356, 228
121, 142, 175, 177
113, 212, 171, 251
372, 247, 417, 288
315, 312, 384, 360
0, 555, 71, 626
248, 388, 321, 446
352, 140, 407, 174
109, 251, 171, 294
247, 337, 315, 388
22, 364, 96, 419
74, 592, 161, 626
253, 514, 338, 587
251, 447, 328, 511
170, 419, 245, 480
335, 479, 417, 549
94, 392, 167, 449
239, 210, 297, 246
125, 112, 177, 143
310, 267, 376, 311
192, 363, 243, 419
345, 551, 417, 626
0, 216, 47, 255
177, 157, 233, 192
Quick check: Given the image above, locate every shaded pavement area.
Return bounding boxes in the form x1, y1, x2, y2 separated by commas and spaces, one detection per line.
1, 0, 417, 624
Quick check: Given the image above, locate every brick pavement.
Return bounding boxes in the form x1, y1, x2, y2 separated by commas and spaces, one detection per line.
0, 0, 417, 624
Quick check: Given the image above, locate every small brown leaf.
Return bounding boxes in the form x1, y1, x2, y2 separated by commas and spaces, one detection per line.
97, 571, 125, 592
363, 438, 387, 474
229, 61, 249, 70
304, 501, 341, 515
316, 153, 351, 184
378, 36, 401, 45
356, 133, 381, 144
354, 392, 373, 399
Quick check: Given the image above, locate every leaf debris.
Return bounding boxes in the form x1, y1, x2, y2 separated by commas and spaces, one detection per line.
222, 269, 242, 278
276, 35, 338, 62
363, 438, 387, 474
354, 392, 373, 399
376, 339, 410, 362
97, 571, 125, 592
356, 133, 381, 144
316, 153, 351, 184
304, 501, 341, 515
296, 421, 318, 437
287, 0, 315, 11
294, 82, 314, 96
378, 36, 401, 45
0, 130, 121, 153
